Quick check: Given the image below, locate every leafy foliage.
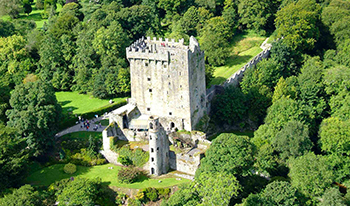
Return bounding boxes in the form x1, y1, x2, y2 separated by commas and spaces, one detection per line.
6, 80, 61, 156
196, 133, 255, 176
118, 166, 141, 184
0, 185, 42, 206
64, 163, 77, 174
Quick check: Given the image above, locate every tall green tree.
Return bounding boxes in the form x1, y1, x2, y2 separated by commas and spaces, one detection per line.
199, 16, 231, 66
288, 152, 334, 197
6, 80, 61, 156
0, 0, 23, 19
0, 125, 28, 191
196, 133, 255, 176
238, 0, 280, 35
275, 0, 321, 52
0, 185, 42, 206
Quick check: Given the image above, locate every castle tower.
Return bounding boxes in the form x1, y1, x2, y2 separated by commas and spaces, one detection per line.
148, 116, 169, 176
126, 36, 207, 131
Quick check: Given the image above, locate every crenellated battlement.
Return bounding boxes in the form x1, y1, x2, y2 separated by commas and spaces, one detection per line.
126, 36, 202, 61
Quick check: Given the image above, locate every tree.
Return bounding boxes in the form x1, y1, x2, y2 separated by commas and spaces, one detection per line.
196, 172, 241, 205
199, 16, 231, 66
57, 178, 102, 206
6, 80, 61, 156
211, 86, 248, 125
196, 133, 255, 176
243, 181, 306, 206
0, 125, 28, 191
0, 0, 23, 19
36, 0, 44, 10
238, 0, 280, 35
319, 117, 350, 155
273, 120, 312, 160
167, 172, 241, 206
0, 81, 10, 124
288, 152, 334, 197
322, 0, 350, 46
275, 0, 321, 52
319, 187, 346, 206
23, 0, 33, 15
0, 185, 42, 206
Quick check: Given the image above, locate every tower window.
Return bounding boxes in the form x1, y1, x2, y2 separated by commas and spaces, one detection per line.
147, 77, 151, 81
157, 147, 159, 151
145, 62, 148, 66
180, 85, 182, 88
149, 89, 152, 92
168, 82, 171, 86
151, 157, 154, 162
151, 148, 154, 152
169, 112, 172, 116
168, 75, 170, 78
147, 107, 150, 111
179, 72, 181, 76
164, 64, 167, 68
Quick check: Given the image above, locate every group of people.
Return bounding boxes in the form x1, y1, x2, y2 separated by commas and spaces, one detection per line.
78, 116, 102, 131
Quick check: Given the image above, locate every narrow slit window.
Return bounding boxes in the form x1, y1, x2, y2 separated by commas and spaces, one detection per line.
151, 148, 154, 152
169, 112, 172, 115
147, 108, 150, 111
145, 62, 149, 66
149, 89, 152, 92
147, 77, 151, 81
151, 157, 154, 162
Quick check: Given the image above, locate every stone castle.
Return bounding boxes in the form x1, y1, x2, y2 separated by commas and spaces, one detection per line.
102, 36, 210, 176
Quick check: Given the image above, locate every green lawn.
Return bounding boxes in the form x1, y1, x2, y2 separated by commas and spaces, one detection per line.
1, 1, 62, 29
56, 91, 127, 115
26, 164, 190, 189
208, 33, 266, 87
95, 119, 110, 126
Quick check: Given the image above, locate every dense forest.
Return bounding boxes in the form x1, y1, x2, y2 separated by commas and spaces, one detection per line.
0, 0, 350, 205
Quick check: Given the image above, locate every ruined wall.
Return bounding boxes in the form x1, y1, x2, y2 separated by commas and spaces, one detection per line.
169, 152, 202, 175
222, 47, 271, 87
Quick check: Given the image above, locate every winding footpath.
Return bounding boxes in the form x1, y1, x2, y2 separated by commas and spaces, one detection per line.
55, 115, 109, 138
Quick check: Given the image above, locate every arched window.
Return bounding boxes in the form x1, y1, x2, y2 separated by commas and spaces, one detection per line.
149, 123, 153, 129
170, 122, 175, 129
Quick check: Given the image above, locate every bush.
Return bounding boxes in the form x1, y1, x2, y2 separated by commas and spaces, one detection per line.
118, 155, 132, 166
158, 188, 171, 199
143, 187, 158, 202
118, 167, 141, 184
128, 198, 142, 206
69, 148, 106, 166
64, 163, 76, 174
114, 146, 149, 167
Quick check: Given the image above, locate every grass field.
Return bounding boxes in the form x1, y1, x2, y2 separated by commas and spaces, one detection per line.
208, 33, 266, 87
1, 1, 62, 29
56, 91, 127, 115
26, 163, 190, 189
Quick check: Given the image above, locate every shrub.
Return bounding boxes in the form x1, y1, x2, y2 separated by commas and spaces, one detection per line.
118, 155, 132, 166
144, 187, 158, 202
158, 188, 171, 199
118, 167, 141, 184
115, 146, 149, 167
64, 163, 76, 174
69, 148, 106, 166
128, 198, 142, 206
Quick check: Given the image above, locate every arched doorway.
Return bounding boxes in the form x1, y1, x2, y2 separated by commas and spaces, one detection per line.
170, 122, 175, 129
151, 168, 155, 174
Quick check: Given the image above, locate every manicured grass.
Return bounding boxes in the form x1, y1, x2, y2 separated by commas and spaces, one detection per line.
60, 131, 102, 141
26, 163, 190, 189
56, 91, 127, 115
1, 1, 62, 29
208, 33, 266, 87
96, 119, 110, 126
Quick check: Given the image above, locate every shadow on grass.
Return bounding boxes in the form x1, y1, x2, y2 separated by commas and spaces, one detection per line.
209, 77, 227, 86
27, 164, 93, 186
19, 13, 43, 22
59, 100, 72, 107
225, 54, 254, 68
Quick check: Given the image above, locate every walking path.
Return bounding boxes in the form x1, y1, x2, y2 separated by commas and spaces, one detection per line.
55, 115, 109, 138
